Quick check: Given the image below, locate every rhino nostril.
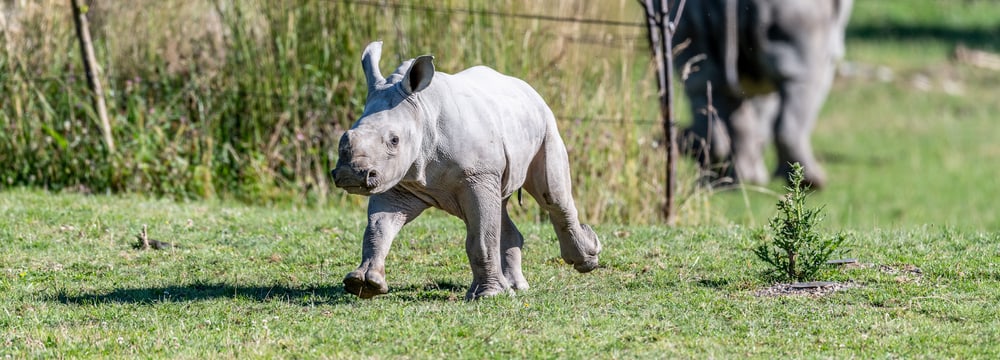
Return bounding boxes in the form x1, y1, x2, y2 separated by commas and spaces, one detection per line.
365, 170, 377, 187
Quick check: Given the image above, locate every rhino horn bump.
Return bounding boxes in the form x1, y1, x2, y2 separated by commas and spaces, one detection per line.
362, 41, 386, 92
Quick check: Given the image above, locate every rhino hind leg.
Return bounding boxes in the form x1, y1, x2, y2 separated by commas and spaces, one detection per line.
525, 133, 601, 273
501, 202, 529, 290
774, 71, 834, 189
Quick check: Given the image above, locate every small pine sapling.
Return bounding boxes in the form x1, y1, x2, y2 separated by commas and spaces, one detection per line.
753, 163, 847, 281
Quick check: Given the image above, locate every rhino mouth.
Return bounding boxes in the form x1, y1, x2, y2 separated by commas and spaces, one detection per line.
332, 177, 376, 195
331, 165, 383, 195
339, 185, 374, 195
333, 177, 389, 196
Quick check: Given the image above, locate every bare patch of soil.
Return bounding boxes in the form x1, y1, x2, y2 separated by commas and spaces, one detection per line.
754, 280, 861, 298
852, 262, 924, 284
753, 262, 923, 297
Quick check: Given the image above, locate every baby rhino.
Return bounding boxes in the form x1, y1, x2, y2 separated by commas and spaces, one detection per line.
331, 41, 601, 300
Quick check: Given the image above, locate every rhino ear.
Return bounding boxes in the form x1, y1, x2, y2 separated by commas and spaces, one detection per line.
362, 41, 386, 94
401, 55, 435, 95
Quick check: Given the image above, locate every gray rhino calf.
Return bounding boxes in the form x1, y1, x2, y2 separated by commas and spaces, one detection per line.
332, 42, 601, 300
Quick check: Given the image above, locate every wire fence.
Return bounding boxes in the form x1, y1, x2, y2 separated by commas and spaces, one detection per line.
4, 0, 664, 126
338, 0, 650, 48
338, 0, 648, 28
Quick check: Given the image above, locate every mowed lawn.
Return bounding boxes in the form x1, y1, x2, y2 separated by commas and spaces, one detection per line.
1, 189, 999, 358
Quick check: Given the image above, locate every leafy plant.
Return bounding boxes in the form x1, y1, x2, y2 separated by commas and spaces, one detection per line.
753, 163, 847, 281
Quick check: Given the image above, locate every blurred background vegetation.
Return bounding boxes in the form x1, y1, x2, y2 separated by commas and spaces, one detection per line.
1, 0, 998, 228
1, 0, 678, 224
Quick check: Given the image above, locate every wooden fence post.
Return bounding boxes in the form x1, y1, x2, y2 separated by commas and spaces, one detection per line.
70, 0, 115, 153
639, 0, 686, 225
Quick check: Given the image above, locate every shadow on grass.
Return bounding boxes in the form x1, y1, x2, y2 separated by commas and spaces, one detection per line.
388, 281, 467, 302
53, 280, 468, 305
847, 23, 1000, 51
817, 151, 891, 167
696, 278, 731, 289
54, 282, 353, 306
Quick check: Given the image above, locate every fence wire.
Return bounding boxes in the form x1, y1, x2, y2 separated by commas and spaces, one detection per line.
338, 0, 648, 28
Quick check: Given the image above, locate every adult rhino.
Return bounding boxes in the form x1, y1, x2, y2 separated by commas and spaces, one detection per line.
672, 0, 853, 188
331, 42, 601, 300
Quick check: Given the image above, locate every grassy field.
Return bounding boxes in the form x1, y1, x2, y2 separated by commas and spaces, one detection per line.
3, 0, 1000, 358
2, 189, 999, 358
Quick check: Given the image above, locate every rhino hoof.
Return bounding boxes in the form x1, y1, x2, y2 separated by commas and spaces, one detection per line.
583, 224, 602, 254
343, 270, 388, 299
465, 284, 514, 301
571, 258, 600, 273
569, 224, 601, 273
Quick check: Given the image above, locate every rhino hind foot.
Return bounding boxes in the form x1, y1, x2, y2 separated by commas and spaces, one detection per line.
465, 282, 514, 301
568, 255, 600, 273
343, 270, 389, 299
775, 163, 827, 190
798, 175, 826, 190
802, 170, 828, 190
506, 273, 529, 291
564, 224, 601, 273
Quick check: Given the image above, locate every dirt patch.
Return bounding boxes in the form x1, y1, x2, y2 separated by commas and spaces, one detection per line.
754, 280, 861, 298
753, 262, 924, 297
852, 262, 924, 284
876, 263, 923, 276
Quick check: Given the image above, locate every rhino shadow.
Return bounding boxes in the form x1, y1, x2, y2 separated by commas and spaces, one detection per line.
52, 279, 468, 305
382, 281, 468, 302
53, 282, 353, 306
696, 278, 732, 289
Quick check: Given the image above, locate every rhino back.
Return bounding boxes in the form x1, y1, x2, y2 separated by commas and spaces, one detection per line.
426, 66, 551, 196
675, 0, 845, 95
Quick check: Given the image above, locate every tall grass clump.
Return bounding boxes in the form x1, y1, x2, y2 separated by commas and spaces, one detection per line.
0, 0, 709, 224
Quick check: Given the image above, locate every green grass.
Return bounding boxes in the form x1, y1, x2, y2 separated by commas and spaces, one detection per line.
3, 1, 1000, 357
2, 189, 999, 358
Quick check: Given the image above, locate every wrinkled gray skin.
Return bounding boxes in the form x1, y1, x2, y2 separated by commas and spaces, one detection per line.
331, 42, 601, 300
673, 0, 853, 188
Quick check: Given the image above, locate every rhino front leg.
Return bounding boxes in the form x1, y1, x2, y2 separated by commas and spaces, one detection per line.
526, 133, 601, 273
344, 190, 427, 299
681, 83, 733, 176
500, 201, 529, 290
727, 95, 776, 186
460, 178, 512, 300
